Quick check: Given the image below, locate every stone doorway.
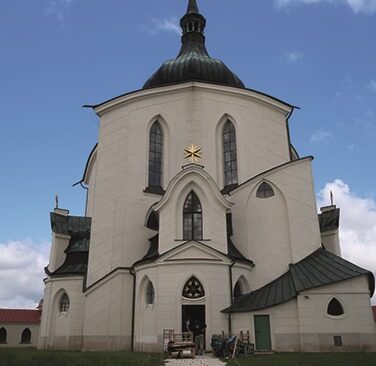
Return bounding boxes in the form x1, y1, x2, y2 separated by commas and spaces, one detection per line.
182, 304, 206, 347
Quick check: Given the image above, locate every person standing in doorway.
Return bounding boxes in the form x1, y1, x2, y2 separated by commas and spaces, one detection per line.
193, 318, 206, 356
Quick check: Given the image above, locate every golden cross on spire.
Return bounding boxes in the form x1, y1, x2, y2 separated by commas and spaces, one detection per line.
184, 144, 202, 163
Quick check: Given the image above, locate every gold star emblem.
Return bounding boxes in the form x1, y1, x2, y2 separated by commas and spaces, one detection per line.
184, 144, 202, 163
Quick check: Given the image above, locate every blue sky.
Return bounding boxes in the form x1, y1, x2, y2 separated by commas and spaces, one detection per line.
1, 0, 376, 307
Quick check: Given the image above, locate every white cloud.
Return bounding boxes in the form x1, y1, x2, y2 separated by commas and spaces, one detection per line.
143, 17, 181, 37
317, 180, 376, 304
310, 129, 334, 142
45, 0, 76, 26
285, 50, 304, 63
275, 0, 376, 15
154, 18, 181, 35
367, 79, 376, 93
332, 91, 343, 103
0, 240, 50, 309
347, 142, 357, 151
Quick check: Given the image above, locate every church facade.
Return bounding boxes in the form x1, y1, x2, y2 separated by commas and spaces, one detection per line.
38, 0, 376, 352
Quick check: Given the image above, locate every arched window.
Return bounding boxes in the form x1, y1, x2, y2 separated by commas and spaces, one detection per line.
59, 292, 70, 313
327, 298, 344, 316
223, 121, 238, 188
182, 276, 205, 299
183, 191, 203, 240
0, 328, 7, 344
146, 280, 155, 305
256, 182, 275, 199
148, 121, 163, 188
20, 328, 31, 344
233, 281, 242, 299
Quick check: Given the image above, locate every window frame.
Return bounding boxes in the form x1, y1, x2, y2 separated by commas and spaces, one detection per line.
183, 191, 203, 241
148, 121, 164, 190
20, 328, 31, 344
59, 292, 70, 313
0, 327, 7, 344
222, 120, 239, 189
233, 281, 243, 299
182, 276, 205, 299
145, 280, 155, 306
326, 297, 347, 319
256, 182, 275, 199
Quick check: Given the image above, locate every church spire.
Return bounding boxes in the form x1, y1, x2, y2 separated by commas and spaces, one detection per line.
180, 0, 206, 39
143, 0, 245, 90
187, 0, 199, 14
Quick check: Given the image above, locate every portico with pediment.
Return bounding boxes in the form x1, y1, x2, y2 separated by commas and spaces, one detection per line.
133, 239, 252, 352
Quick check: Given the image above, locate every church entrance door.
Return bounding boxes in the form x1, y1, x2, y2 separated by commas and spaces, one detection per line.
182, 305, 206, 347
254, 315, 272, 350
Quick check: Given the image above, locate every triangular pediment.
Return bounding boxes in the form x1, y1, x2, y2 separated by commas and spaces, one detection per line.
158, 241, 230, 264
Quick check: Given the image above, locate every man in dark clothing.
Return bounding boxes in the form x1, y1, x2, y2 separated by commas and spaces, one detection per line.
193, 318, 206, 355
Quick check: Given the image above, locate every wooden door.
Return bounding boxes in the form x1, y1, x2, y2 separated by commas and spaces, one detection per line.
254, 315, 272, 350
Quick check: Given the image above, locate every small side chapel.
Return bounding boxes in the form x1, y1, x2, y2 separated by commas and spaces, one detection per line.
38, 0, 376, 352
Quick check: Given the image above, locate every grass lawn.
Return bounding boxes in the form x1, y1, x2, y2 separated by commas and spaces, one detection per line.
225, 353, 376, 366
0, 348, 165, 366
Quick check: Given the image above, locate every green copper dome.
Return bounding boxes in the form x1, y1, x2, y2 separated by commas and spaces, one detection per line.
143, 0, 245, 90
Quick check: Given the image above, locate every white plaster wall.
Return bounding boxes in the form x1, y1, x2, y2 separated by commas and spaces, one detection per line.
156, 166, 230, 255
246, 181, 292, 288
38, 277, 85, 350
94, 83, 292, 188
231, 299, 300, 351
231, 265, 252, 295
231, 158, 322, 290
231, 277, 376, 352
86, 83, 292, 286
0, 324, 40, 348
135, 271, 159, 352
82, 270, 134, 351
134, 260, 233, 352
85, 150, 97, 218
298, 276, 376, 351
321, 230, 341, 256
38, 282, 51, 346
48, 233, 70, 273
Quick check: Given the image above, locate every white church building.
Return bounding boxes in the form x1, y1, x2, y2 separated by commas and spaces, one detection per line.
38, 0, 376, 352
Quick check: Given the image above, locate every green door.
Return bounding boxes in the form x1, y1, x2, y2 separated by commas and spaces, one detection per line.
254, 315, 272, 350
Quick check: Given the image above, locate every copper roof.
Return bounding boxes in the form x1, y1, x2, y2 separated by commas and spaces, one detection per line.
47, 213, 91, 277
223, 248, 375, 313
143, 0, 244, 90
0, 309, 41, 324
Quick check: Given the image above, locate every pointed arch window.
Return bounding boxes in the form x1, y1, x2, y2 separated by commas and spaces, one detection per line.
233, 276, 249, 300
20, 328, 31, 344
327, 298, 344, 316
256, 182, 275, 199
183, 191, 203, 240
0, 327, 7, 344
148, 121, 163, 189
146, 280, 155, 305
182, 276, 205, 299
59, 292, 70, 313
233, 281, 242, 299
223, 121, 238, 188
